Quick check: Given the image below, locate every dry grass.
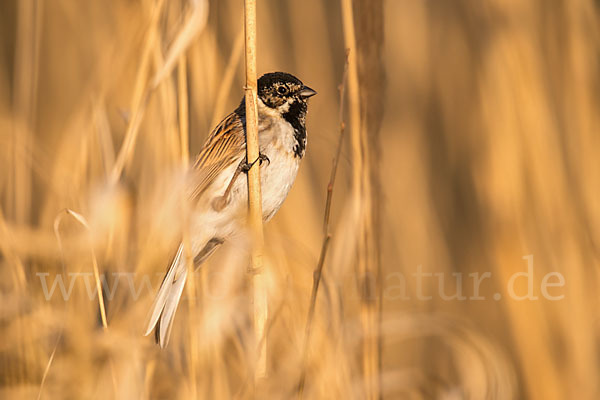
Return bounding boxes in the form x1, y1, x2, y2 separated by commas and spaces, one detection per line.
1, 0, 600, 399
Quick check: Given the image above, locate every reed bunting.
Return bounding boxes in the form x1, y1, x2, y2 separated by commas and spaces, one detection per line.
145, 72, 316, 347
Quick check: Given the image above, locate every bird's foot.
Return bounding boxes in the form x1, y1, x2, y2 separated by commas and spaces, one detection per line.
241, 153, 270, 173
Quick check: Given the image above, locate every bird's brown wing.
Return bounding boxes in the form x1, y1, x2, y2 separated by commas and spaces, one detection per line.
189, 110, 246, 201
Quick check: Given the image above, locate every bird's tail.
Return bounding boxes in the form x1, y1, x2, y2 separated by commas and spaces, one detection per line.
144, 243, 188, 348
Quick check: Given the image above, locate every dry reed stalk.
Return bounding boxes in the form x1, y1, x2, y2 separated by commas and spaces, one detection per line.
36, 334, 60, 400
111, 0, 208, 184
353, 2, 385, 392
297, 51, 349, 399
92, 101, 116, 179
178, 51, 200, 398
34, 209, 71, 400
0, 207, 26, 289
110, 0, 163, 185
149, 1, 208, 90
243, 0, 267, 380
9, 0, 42, 316
178, 55, 190, 165
51, 208, 117, 394
341, 0, 379, 398
12, 0, 42, 226
142, 359, 156, 400
53, 209, 108, 329
210, 29, 245, 128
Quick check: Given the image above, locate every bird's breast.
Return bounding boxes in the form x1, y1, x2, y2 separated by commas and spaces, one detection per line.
258, 119, 302, 220
259, 145, 300, 221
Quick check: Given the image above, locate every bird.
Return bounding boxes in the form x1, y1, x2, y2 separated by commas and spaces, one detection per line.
144, 72, 316, 347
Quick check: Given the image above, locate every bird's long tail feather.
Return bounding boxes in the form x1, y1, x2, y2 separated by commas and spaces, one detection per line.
145, 237, 224, 347
144, 243, 187, 348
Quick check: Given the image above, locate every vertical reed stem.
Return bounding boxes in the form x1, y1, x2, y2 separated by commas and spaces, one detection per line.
341, 0, 380, 398
178, 53, 198, 398
243, 0, 267, 380
178, 55, 189, 166
12, 0, 41, 226
297, 52, 349, 398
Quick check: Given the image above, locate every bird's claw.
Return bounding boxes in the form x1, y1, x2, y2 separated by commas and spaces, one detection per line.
241, 153, 270, 172
259, 153, 270, 166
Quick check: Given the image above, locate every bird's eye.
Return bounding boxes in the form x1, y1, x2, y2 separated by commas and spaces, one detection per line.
277, 86, 288, 95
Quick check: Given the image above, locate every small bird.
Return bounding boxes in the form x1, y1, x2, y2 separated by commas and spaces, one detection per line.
145, 72, 316, 347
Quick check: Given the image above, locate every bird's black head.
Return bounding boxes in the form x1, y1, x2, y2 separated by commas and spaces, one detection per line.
257, 72, 316, 110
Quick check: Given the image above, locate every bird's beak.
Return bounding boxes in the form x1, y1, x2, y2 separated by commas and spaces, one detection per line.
299, 86, 317, 98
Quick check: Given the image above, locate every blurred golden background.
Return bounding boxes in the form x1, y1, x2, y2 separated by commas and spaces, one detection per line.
1, 0, 599, 399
